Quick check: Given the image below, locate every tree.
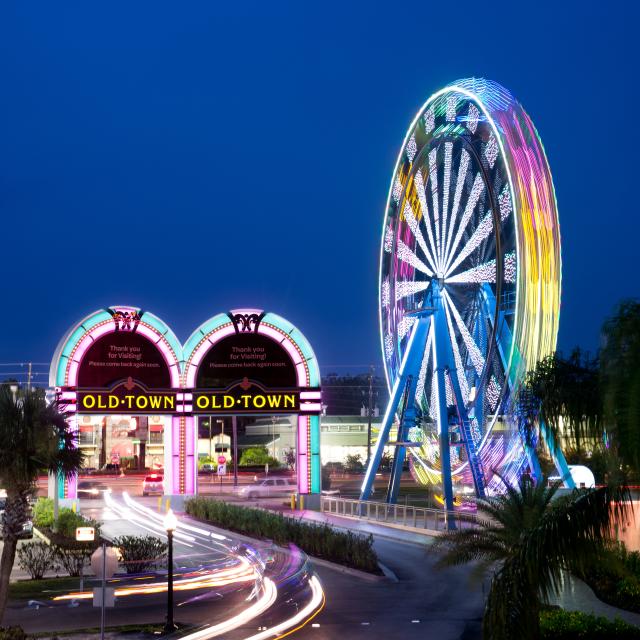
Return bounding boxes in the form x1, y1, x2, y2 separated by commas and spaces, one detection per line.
520, 349, 602, 455
600, 300, 640, 471
0, 385, 84, 623
433, 474, 631, 640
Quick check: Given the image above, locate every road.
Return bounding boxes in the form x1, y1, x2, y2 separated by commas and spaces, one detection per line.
6, 492, 324, 639
21, 479, 487, 640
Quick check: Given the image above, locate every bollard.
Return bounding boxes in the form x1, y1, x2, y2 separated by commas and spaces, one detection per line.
71, 501, 77, 513
157, 496, 162, 512
290, 494, 296, 511
300, 494, 305, 510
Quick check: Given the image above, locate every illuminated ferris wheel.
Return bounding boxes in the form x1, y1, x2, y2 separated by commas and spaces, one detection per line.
361, 78, 568, 509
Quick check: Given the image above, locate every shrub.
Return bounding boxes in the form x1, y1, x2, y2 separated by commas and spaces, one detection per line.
344, 454, 363, 473
16, 542, 56, 580
111, 535, 167, 574
239, 447, 279, 468
185, 498, 379, 573
53, 541, 95, 577
32, 498, 55, 530
55, 509, 100, 540
573, 543, 640, 613
0, 627, 30, 640
540, 608, 640, 639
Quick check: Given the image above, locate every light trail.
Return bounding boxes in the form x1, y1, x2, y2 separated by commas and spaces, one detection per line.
70, 493, 326, 639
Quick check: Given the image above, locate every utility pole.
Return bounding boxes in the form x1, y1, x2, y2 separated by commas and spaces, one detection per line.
27, 362, 32, 392
366, 365, 374, 467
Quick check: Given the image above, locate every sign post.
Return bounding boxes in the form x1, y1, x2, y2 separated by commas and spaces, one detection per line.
217, 455, 226, 492
91, 544, 118, 640
75, 527, 95, 593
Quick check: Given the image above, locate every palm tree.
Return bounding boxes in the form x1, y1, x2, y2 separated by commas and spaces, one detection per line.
433, 474, 631, 640
0, 384, 84, 623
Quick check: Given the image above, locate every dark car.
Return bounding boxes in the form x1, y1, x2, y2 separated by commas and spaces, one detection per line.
77, 480, 107, 499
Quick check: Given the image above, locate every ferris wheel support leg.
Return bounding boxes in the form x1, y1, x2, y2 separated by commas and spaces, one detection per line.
432, 291, 457, 523
480, 284, 572, 485
360, 318, 431, 503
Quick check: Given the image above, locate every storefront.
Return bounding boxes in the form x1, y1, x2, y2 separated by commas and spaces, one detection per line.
50, 306, 322, 503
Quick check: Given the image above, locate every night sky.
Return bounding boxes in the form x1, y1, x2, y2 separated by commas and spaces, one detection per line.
0, 1, 637, 378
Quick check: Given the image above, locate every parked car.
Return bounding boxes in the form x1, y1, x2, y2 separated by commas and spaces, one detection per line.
0, 490, 33, 539
142, 474, 164, 496
200, 463, 215, 474
239, 477, 297, 500
77, 480, 108, 499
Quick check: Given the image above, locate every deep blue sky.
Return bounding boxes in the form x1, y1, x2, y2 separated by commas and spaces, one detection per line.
0, 1, 637, 376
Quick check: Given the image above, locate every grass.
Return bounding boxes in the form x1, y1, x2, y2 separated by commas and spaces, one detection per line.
31, 623, 179, 637
8, 577, 86, 600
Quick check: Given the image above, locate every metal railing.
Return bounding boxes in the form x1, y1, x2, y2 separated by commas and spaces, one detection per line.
320, 495, 477, 532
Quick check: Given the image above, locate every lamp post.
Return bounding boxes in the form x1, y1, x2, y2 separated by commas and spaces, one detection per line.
9, 382, 18, 402
163, 509, 178, 634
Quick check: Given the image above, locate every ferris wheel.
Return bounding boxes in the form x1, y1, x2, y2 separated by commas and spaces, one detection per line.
361, 78, 571, 511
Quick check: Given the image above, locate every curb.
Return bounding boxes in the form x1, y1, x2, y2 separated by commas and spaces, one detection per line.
32, 527, 51, 545
307, 555, 387, 582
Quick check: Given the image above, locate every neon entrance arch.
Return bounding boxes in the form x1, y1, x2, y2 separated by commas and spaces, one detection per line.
50, 306, 321, 502
183, 309, 322, 497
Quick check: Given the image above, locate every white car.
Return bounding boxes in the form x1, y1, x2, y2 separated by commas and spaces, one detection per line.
142, 474, 164, 496
239, 478, 297, 500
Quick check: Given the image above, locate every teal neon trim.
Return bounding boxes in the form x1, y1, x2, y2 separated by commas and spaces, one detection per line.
263, 313, 321, 388
310, 415, 321, 493
142, 311, 183, 361
183, 313, 231, 362
53, 308, 183, 387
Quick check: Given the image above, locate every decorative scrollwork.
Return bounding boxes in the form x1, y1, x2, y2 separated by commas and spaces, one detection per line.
228, 311, 265, 333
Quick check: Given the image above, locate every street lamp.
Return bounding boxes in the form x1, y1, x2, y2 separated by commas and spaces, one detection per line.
163, 509, 178, 634
9, 383, 18, 402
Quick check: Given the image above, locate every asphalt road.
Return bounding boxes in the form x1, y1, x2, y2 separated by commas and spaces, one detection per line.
299, 536, 484, 640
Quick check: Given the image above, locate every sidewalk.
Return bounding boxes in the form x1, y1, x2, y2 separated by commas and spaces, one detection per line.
284, 507, 435, 547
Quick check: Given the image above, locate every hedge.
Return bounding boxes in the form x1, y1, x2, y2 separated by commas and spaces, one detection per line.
540, 609, 640, 639
185, 497, 379, 574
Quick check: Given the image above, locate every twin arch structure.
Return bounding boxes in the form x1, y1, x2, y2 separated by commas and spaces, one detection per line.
50, 306, 322, 501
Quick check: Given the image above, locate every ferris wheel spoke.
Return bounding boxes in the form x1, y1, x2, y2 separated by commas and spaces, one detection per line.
397, 316, 418, 341
444, 173, 485, 269
395, 279, 431, 302
486, 375, 502, 412
402, 201, 438, 274
396, 238, 433, 277
442, 290, 485, 376
428, 148, 442, 270
442, 301, 471, 403
443, 148, 470, 266
440, 142, 453, 271
415, 322, 434, 403
414, 169, 440, 271
445, 210, 494, 276
447, 253, 517, 285
446, 260, 496, 284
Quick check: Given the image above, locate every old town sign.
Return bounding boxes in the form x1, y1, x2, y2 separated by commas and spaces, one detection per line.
69, 309, 320, 416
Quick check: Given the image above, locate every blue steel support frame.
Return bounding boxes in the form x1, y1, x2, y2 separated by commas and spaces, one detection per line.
480, 284, 575, 488
363, 282, 475, 524
360, 316, 432, 503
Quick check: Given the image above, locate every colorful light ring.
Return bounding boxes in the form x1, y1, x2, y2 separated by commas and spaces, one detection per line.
379, 78, 560, 487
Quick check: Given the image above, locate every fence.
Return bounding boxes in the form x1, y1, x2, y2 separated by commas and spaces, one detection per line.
320, 495, 477, 532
